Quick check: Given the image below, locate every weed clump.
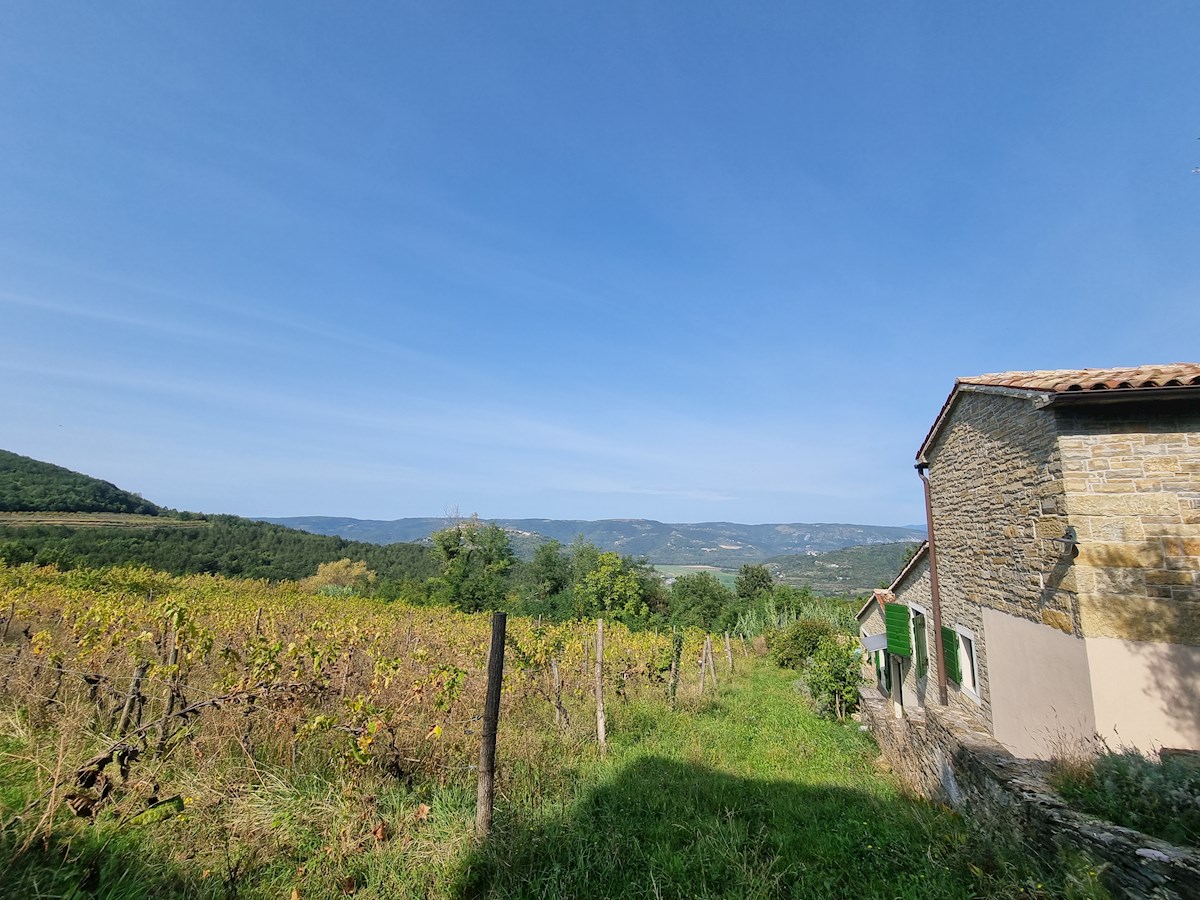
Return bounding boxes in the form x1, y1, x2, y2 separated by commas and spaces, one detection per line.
1050, 746, 1200, 848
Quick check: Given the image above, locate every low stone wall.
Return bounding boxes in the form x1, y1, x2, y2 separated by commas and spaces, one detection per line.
861, 693, 1200, 899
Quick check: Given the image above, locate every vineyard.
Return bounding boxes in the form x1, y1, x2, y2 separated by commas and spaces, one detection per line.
0, 562, 1100, 899
0, 512, 206, 529
0, 562, 711, 897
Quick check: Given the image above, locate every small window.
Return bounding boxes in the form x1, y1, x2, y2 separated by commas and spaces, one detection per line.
957, 628, 978, 697
874, 649, 891, 693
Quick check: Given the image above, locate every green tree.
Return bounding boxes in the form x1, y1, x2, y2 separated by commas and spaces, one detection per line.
511, 540, 575, 619
527, 540, 571, 600
574, 551, 645, 624
735, 564, 774, 603
429, 521, 515, 612
669, 572, 734, 631
568, 537, 601, 586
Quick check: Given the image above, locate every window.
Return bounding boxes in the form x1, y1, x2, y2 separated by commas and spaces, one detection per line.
956, 626, 979, 700
911, 608, 928, 681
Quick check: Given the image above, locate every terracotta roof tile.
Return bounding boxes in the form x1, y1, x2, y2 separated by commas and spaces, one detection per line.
958, 364, 1200, 394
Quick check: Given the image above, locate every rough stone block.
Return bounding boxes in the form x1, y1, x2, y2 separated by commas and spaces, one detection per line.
1074, 542, 1164, 569
1040, 609, 1074, 634
1143, 456, 1181, 473
1163, 537, 1200, 557
1087, 517, 1145, 542
1033, 517, 1068, 538
1068, 494, 1181, 517
1079, 595, 1200, 644
1086, 567, 1146, 594
1146, 569, 1195, 586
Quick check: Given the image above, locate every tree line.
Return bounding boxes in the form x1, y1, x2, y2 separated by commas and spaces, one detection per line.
399, 519, 847, 636
0, 516, 438, 583
0, 513, 853, 637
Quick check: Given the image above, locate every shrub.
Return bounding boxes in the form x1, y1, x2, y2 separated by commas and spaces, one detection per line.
768, 617, 834, 669
804, 637, 862, 721
1050, 747, 1200, 848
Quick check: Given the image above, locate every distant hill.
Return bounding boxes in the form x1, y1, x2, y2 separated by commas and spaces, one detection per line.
0, 451, 435, 582
0, 449, 163, 515
263, 516, 925, 565
766, 541, 920, 597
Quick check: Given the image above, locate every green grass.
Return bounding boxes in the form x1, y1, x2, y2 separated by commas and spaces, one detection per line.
1, 660, 1106, 899
457, 662, 1106, 899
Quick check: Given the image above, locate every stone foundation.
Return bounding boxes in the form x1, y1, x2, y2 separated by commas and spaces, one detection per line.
861, 694, 1200, 898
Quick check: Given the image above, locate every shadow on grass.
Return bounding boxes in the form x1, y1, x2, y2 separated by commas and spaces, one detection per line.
456, 755, 1047, 900
0, 828, 204, 900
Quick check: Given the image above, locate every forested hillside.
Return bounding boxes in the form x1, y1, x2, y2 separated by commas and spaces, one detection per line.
767, 541, 920, 596
0, 449, 163, 515
0, 450, 435, 583
0, 516, 437, 582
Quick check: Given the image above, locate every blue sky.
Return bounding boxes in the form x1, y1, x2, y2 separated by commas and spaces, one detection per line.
2, 3, 1197, 526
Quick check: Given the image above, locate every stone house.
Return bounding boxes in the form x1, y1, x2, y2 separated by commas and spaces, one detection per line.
858, 364, 1200, 758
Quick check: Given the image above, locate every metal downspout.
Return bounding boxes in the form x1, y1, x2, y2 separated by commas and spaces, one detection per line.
917, 462, 949, 706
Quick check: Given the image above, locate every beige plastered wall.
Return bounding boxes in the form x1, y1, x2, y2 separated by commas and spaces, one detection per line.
1085, 636, 1200, 751
1089, 643, 1200, 753
983, 607, 1095, 758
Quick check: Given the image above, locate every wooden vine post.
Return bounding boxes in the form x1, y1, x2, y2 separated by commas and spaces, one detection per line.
595, 618, 607, 754
156, 619, 182, 754
724, 631, 734, 672
116, 661, 150, 736
475, 610, 507, 839
668, 628, 682, 707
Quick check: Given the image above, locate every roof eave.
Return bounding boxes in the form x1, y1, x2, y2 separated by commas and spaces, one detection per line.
1044, 385, 1200, 408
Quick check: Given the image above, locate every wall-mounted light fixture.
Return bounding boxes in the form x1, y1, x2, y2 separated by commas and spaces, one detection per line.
1049, 525, 1079, 555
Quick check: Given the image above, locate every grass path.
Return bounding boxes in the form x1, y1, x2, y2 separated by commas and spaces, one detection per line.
461, 659, 1100, 899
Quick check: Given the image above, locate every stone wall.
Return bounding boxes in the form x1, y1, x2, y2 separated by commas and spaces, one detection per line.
924, 388, 1072, 727
861, 695, 1200, 898
1056, 403, 1200, 647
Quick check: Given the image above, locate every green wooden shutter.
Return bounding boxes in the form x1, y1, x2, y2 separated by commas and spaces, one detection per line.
884, 603, 911, 656
941, 626, 961, 684
913, 614, 928, 679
